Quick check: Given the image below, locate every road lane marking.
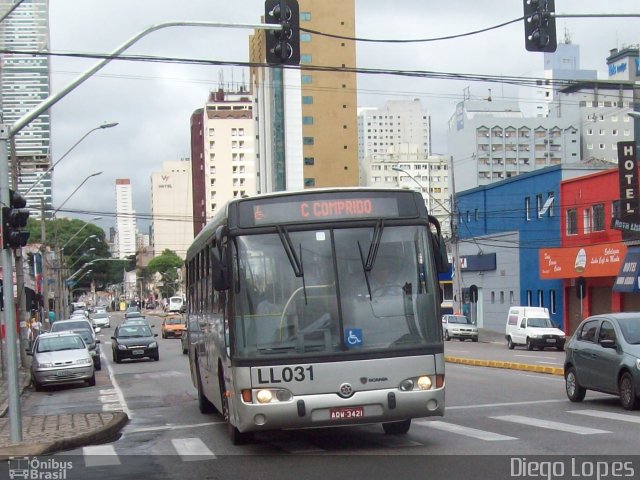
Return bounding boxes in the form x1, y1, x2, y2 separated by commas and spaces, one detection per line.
491, 415, 610, 434
515, 355, 558, 360
446, 398, 569, 410
103, 351, 131, 418
271, 440, 326, 453
126, 421, 223, 434
414, 420, 517, 441
569, 410, 640, 424
83, 445, 121, 466
171, 438, 216, 460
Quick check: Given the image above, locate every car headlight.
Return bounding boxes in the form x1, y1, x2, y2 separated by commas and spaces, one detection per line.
38, 362, 53, 368
636, 358, 640, 370
529, 333, 540, 338
148, 342, 157, 349
76, 358, 92, 365
117, 344, 127, 350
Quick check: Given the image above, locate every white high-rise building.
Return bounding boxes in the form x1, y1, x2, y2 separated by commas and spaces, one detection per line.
0, 0, 52, 219
358, 99, 432, 172
190, 88, 257, 235
150, 160, 194, 259
115, 179, 137, 259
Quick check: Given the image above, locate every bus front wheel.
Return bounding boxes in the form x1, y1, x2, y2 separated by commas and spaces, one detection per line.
382, 419, 411, 435
219, 372, 254, 445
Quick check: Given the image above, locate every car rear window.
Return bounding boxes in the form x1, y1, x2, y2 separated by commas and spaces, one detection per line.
51, 321, 91, 332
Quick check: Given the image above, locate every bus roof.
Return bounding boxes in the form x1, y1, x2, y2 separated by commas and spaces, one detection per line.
187, 188, 427, 261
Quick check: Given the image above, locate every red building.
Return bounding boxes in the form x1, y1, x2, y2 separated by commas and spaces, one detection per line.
539, 167, 640, 334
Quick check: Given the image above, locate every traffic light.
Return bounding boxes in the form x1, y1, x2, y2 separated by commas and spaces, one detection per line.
2, 189, 30, 249
265, 0, 300, 65
523, 0, 557, 52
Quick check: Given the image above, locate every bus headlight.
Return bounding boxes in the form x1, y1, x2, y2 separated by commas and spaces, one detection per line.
242, 388, 293, 404
256, 390, 273, 404
399, 375, 442, 391
417, 376, 432, 390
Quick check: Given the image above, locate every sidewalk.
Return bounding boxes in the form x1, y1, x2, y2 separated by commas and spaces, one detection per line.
0, 366, 128, 461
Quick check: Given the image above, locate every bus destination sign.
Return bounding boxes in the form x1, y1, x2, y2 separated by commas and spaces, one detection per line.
237, 193, 414, 227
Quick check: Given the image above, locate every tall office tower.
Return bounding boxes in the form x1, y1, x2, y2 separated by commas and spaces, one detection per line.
190, 87, 256, 236
0, 0, 52, 219
250, 0, 359, 192
115, 179, 137, 259
151, 159, 194, 259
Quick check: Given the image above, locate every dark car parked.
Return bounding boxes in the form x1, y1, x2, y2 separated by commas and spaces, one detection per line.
111, 324, 159, 363
564, 313, 640, 410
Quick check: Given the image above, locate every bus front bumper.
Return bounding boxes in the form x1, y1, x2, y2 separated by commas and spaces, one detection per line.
233, 387, 445, 433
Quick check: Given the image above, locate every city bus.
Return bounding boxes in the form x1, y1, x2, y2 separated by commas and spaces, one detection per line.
185, 188, 449, 444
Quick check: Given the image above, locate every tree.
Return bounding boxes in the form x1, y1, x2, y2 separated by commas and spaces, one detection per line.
26, 217, 122, 289
147, 249, 183, 297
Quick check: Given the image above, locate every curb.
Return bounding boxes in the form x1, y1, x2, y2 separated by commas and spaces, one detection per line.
445, 356, 564, 376
0, 412, 129, 461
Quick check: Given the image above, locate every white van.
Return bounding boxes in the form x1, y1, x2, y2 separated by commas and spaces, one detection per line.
505, 306, 566, 351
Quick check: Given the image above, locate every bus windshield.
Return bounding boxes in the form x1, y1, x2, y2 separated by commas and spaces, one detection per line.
233, 225, 440, 358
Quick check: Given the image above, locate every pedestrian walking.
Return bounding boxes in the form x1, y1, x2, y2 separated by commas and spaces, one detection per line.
48, 309, 56, 324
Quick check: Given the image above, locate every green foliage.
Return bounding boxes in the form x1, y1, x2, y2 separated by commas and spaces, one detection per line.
26, 217, 123, 289
148, 249, 183, 297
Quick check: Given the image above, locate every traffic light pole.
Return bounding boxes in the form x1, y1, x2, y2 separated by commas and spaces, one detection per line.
0, 20, 283, 443
0, 124, 22, 443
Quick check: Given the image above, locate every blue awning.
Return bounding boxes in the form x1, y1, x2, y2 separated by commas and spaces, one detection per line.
613, 247, 640, 292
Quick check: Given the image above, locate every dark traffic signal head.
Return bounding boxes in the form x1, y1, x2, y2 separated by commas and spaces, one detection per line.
2, 189, 31, 249
523, 0, 557, 52
265, 0, 300, 65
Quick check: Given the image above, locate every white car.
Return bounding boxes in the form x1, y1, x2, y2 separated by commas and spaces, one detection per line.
92, 311, 111, 328
442, 314, 478, 342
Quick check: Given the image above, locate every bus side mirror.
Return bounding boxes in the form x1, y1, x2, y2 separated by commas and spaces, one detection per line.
429, 215, 450, 274
212, 245, 231, 291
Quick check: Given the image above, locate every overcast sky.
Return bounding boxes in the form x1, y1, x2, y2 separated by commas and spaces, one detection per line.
46, 0, 639, 233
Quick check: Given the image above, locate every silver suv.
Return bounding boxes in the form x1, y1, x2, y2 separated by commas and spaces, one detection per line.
442, 314, 478, 342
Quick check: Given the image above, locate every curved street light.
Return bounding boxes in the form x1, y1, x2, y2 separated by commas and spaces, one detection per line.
23, 123, 117, 197
67, 235, 98, 258
60, 217, 103, 251
69, 248, 96, 270
53, 171, 103, 217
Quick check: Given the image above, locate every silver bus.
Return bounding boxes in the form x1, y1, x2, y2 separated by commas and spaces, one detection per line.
185, 188, 449, 444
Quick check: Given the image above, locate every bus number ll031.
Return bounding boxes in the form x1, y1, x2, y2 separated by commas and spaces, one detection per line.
257, 366, 314, 384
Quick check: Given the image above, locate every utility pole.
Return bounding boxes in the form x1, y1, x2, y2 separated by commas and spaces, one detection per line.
449, 156, 463, 314
40, 199, 49, 325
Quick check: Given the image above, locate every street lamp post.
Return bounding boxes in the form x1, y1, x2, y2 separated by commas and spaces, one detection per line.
60, 217, 103, 251
22, 123, 117, 202
52, 172, 103, 320
66, 235, 98, 258
68, 248, 96, 271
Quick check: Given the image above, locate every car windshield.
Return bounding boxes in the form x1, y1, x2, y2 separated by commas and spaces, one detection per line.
36, 335, 85, 353
616, 317, 640, 344
126, 312, 142, 318
527, 317, 553, 328
93, 312, 108, 319
117, 326, 152, 338
450, 316, 471, 324
51, 321, 91, 332
166, 317, 182, 325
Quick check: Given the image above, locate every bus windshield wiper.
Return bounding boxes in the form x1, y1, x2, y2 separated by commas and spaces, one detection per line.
357, 219, 384, 299
276, 225, 308, 303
